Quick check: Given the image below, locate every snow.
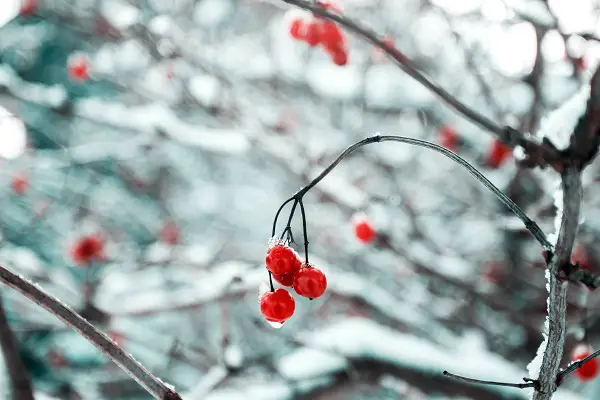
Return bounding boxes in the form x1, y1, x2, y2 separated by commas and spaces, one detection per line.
75, 100, 250, 154
102, 0, 140, 30
537, 82, 589, 150
306, 63, 363, 100
0, 0, 19, 29
365, 64, 434, 109
307, 165, 368, 209
185, 366, 228, 399
189, 74, 221, 107
194, 0, 234, 27
277, 348, 347, 380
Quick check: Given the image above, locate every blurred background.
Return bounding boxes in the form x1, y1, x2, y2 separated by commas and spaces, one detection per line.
0, 0, 599, 399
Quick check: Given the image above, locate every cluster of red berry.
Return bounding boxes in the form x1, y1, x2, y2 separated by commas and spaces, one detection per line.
438, 126, 513, 169
288, 2, 348, 66
259, 242, 327, 325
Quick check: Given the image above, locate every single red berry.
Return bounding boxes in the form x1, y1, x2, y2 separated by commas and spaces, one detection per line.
71, 235, 104, 265
289, 18, 305, 40
353, 216, 376, 244
160, 220, 180, 245
575, 56, 586, 73
11, 173, 28, 195
483, 262, 503, 284
440, 125, 459, 151
320, 22, 344, 49
293, 265, 327, 299
272, 272, 295, 287
68, 56, 90, 82
572, 345, 599, 381
266, 244, 302, 275
572, 245, 590, 270
486, 139, 512, 169
259, 288, 296, 323
332, 49, 348, 66
20, 0, 38, 16
304, 22, 322, 46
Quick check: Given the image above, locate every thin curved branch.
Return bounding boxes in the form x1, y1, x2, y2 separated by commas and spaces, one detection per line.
0, 265, 182, 400
285, 135, 551, 250
279, 0, 563, 169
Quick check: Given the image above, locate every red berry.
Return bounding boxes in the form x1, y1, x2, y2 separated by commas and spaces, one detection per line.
572, 345, 599, 381
160, 220, 180, 245
68, 56, 90, 82
272, 272, 295, 287
293, 265, 327, 299
259, 288, 295, 323
575, 56, 586, 73
71, 235, 104, 265
321, 22, 344, 49
304, 22, 322, 46
353, 216, 376, 244
11, 173, 28, 195
486, 139, 512, 169
483, 262, 503, 284
20, 0, 37, 16
266, 244, 302, 275
440, 125, 459, 151
331, 49, 348, 66
572, 245, 590, 270
289, 18, 305, 40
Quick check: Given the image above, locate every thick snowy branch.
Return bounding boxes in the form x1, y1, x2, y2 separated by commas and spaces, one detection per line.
532, 168, 581, 400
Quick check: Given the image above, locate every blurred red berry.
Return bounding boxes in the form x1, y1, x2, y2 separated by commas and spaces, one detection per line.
160, 220, 180, 245
68, 56, 90, 82
109, 331, 126, 348
572, 245, 590, 270
71, 235, 104, 265
331, 49, 348, 66
440, 125, 459, 151
11, 173, 28, 195
572, 345, 599, 381
47, 349, 68, 368
353, 216, 376, 244
321, 22, 344, 49
484, 262, 503, 284
575, 57, 586, 73
486, 139, 512, 169
293, 264, 327, 299
20, 0, 38, 16
259, 288, 295, 323
289, 18, 305, 40
266, 244, 302, 275
304, 22, 322, 46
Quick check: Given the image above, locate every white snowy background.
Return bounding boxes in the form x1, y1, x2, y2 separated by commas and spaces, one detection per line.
0, 0, 599, 399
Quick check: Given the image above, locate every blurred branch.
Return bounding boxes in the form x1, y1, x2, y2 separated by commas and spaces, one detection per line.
0, 265, 182, 400
0, 296, 34, 400
443, 371, 538, 390
280, 0, 563, 170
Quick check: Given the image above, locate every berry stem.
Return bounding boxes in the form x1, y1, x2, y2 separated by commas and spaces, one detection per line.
268, 271, 275, 292
272, 197, 295, 237
299, 199, 309, 265
442, 371, 539, 390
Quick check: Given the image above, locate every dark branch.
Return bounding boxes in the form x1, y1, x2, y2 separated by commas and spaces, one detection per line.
557, 348, 600, 382
0, 265, 182, 400
443, 371, 538, 390
0, 296, 34, 400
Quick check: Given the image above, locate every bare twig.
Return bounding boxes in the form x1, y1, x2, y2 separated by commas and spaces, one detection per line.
557, 348, 600, 383
532, 168, 582, 400
443, 371, 538, 390
0, 296, 34, 400
0, 265, 182, 400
